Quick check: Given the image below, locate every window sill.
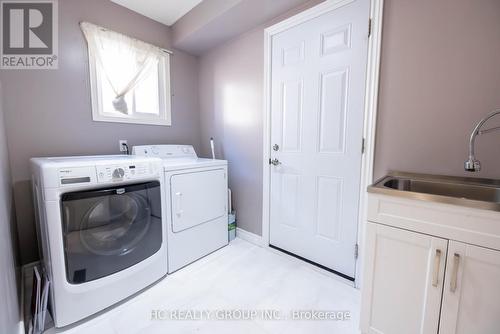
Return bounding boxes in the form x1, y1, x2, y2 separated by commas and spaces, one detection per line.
92, 115, 171, 127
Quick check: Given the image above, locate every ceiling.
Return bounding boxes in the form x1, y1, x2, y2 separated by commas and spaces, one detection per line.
110, 0, 204, 26
110, 0, 315, 55
171, 0, 313, 55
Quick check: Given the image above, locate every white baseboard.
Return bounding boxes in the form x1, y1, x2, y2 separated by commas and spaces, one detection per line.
236, 228, 264, 247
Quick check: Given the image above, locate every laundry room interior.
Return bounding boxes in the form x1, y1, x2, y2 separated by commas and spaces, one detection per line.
1, 0, 500, 333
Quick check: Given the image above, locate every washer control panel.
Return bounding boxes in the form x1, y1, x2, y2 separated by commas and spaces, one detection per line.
58, 167, 96, 186
96, 163, 152, 183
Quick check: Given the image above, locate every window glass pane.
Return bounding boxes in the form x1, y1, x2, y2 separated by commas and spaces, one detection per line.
99, 62, 160, 116
100, 72, 133, 116
134, 64, 160, 115
89, 36, 170, 125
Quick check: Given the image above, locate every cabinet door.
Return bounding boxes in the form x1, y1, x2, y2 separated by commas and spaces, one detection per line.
439, 241, 500, 334
360, 223, 447, 334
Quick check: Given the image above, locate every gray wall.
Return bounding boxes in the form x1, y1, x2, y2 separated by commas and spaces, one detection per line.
374, 0, 500, 179
198, 0, 323, 236
0, 83, 21, 333
0, 0, 202, 264
4, 0, 500, 263
198, 0, 500, 237
199, 28, 264, 236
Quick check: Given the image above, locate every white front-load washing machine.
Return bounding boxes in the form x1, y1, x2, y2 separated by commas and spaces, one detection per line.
132, 145, 228, 273
30, 155, 167, 327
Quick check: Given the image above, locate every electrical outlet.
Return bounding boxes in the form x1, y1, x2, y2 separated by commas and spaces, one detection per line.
119, 140, 128, 152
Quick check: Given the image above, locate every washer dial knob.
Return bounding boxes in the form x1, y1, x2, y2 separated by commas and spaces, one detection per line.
112, 167, 125, 179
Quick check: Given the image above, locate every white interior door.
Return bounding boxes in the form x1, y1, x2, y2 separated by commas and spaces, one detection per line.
269, 0, 370, 277
360, 223, 447, 334
439, 241, 500, 334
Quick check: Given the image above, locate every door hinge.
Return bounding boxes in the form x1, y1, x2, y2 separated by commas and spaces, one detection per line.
368, 18, 372, 38
355, 244, 359, 259
361, 138, 366, 154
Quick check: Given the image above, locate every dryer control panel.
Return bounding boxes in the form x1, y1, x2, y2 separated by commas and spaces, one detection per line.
132, 145, 198, 159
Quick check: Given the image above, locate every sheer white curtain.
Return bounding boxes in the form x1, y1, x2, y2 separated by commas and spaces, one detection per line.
80, 22, 163, 114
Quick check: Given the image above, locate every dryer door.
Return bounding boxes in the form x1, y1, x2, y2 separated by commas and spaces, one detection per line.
170, 169, 227, 233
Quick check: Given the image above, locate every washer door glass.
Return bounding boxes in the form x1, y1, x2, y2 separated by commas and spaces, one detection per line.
61, 181, 162, 284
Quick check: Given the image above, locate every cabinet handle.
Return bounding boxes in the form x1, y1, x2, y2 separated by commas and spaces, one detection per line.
432, 249, 442, 287
450, 253, 460, 293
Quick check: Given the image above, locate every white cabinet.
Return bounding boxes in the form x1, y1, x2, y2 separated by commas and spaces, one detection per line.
361, 223, 447, 334
439, 241, 500, 334
361, 193, 500, 334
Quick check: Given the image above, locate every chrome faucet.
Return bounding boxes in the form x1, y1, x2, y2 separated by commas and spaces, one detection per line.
465, 109, 500, 172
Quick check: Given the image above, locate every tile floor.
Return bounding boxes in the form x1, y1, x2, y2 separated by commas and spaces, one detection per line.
46, 238, 361, 334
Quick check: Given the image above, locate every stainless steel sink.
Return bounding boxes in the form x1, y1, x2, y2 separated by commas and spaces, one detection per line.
369, 171, 500, 211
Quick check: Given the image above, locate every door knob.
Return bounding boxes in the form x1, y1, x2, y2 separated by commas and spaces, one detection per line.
273, 144, 280, 151
270, 158, 281, 166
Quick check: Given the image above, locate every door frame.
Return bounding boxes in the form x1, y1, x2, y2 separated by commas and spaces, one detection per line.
262, 0, 384, 286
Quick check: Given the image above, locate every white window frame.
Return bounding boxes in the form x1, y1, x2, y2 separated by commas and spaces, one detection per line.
87, 47, 172, 126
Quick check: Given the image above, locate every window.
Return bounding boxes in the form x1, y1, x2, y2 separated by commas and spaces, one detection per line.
81, 22, 171, 126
